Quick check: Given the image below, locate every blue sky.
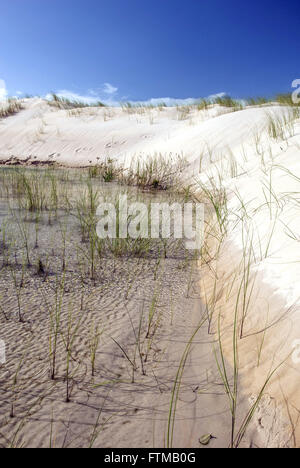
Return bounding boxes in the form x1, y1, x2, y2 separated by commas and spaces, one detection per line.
0, 0, 299, 104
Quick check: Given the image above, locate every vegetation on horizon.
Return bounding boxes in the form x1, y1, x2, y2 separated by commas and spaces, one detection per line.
0, 98, 24, 119
48, 93, 106, 110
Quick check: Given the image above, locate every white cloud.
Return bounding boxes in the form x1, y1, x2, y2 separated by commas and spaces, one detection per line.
103, 82, 118, 96
206, 92, 227, 101
47, 91, 198, 107
126, 92, 228, 107
46, 82, 119, 106
0, 78, 230, 108
129, 97, 198, 107
0, 79, 8, 101
46, 90, 101, 105
46, 85, 229, 108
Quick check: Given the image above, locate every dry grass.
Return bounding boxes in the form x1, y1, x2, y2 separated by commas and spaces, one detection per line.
0, 164, 200, 448
0, 99, 23, 119
48, 94, 105, 110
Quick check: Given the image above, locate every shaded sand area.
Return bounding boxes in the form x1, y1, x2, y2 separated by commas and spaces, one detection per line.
0, 98, 299, 447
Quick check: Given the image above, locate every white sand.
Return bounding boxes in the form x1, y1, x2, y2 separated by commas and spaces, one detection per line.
0, 98, 299, 446
1, 99, 298, 307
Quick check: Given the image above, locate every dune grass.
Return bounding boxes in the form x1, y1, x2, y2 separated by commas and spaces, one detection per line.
87, 153, 188, 191
0, 99, 298, 447
0, 98, 23, 119
167, 315, 207, 448
48, 93, 106, 109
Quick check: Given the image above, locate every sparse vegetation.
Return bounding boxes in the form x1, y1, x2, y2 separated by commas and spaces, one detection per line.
0, 91, 299, 448
123, 153, 188, 190
214, 95, 243, 110
48, 93, 105, 109
0, 99, 23, 119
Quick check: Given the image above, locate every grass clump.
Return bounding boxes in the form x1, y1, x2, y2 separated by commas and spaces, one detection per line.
88, 159, 119, 182
0, 99, 23, 119
121, 102, 167, 114
124, 153, 188, 190
214, 95, 243, 111
266, 108, 299, 141
276, 93, 299, 106
89, 153, 188, 191
247, 97, 270, 106
197, 99, 209, 110
48, 94, 105, 110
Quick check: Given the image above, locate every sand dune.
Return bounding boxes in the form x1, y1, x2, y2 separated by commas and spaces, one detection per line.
1, 99, 298, 309
0, 98, 290, 168
0, 98, 299, 447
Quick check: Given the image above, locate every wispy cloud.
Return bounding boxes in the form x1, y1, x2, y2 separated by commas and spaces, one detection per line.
207, 92, 227, 101
47, 82, 119, 106
129, 97, 198, 107
0, 79, 8, 101
126, 92, 227, 107
46, 82, 228, 107
45, 90, 101, 105
102, 82, 118, 96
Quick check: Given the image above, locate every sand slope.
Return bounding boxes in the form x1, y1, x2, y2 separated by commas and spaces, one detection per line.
0, 99, 300, 446
0, 99, 291, 168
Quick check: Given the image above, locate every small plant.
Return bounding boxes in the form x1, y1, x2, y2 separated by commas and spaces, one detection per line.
37, 258, 45, 276
44, 272, 66, 380
124, 153, 187, 190
247, 96, 270, 106
10, 255, 26, 323
167, 316, 207, 448
214, 95, 243, 111
88, 159, 119, 182
267, 113, 284, 140
103, 166, 115, 183
197, 99, 209, 111
89, 321, 103, 377
61, 304, 84, 402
